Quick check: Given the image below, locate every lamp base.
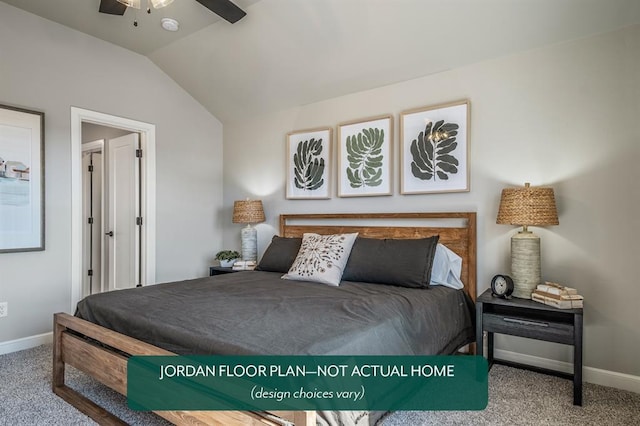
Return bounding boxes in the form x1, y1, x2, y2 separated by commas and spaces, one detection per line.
511, 232, 541, 299
240, 225, 257, 262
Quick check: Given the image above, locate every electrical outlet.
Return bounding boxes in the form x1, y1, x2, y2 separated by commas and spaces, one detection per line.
0, 302, 7, 318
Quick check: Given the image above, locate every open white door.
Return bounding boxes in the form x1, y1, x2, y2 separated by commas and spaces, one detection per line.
107, 133, 140, 291
82, 149, 104, 296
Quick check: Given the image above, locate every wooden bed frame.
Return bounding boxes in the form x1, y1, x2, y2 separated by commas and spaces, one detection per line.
53, 212, 476, 425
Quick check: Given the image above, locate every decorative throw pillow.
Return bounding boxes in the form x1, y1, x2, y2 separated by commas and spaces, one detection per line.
282, 233, 358, 286
341, 235, 439, 288
256, 236, 302, 273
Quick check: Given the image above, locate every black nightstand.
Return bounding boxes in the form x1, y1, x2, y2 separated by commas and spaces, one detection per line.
209, 266, 238, 276
476, 288, 583, 405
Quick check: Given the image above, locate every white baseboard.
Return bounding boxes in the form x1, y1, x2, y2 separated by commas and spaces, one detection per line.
0, 332, 53, 355
494, 348, 640, 394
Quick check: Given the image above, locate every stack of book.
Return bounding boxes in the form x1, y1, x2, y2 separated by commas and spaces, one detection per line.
232, 260, 256, 271
531, 282, 583, 309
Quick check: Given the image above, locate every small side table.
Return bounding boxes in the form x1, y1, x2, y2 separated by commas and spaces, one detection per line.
209, 266, 238, 276
476, 288, 583, 405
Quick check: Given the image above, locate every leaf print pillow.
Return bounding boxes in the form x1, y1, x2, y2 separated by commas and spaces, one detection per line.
282, 233, 358, 286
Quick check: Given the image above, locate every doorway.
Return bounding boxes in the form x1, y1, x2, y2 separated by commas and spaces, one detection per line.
81, 130, 143, 297
71, 107, 156, 312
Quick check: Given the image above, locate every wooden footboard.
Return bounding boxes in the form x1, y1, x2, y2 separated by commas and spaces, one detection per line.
53, 313, 315, 426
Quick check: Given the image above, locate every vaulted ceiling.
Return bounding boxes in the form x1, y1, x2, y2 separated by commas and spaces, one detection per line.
3, 0, 640, 122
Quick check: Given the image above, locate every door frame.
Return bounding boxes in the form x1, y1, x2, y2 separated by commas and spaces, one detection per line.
70, 107, 156, 312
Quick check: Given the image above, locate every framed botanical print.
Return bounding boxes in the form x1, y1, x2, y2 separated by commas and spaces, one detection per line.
338, 114, 393, 197
0, 104, 45, 252
286, 127, 332, 199
400, 100, 470, 194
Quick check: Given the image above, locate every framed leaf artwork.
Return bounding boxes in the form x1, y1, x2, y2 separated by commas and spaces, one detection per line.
400, 100, 470, 194
338, 114, 393, 197
286, 127, 332, 199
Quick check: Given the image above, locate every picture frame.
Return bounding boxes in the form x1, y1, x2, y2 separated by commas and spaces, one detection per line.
400, 100, 470, 194
338, 114, 393, 197
286, 127, 332, 199
0, 104, 45, 252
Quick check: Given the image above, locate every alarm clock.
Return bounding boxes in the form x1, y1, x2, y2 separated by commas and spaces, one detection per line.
491, 274, 514, 298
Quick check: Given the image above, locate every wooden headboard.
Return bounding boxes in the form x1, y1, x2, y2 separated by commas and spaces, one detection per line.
280, 212, 477, 301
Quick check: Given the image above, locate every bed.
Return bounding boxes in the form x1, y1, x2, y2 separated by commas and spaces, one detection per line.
53, 212, 477, 426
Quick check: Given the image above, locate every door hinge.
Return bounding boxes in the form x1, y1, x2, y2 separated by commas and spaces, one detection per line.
88, 217, 94, 224
88, 269, 93, 276
136, 217, 143, 226
88, 164, 94, 172
136, 149, 143, 158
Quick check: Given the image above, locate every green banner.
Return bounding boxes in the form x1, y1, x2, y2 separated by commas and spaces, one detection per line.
127, 355, 487, 411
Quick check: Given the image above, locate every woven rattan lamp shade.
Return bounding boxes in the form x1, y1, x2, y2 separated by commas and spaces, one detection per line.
232, 200, 265, 224
497, 183, 559, 229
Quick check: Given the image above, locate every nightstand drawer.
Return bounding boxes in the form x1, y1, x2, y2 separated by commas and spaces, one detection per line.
483, 313, 574, 344
209, 266, 237, 276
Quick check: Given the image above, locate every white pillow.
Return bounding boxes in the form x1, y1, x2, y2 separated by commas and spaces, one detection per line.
282, 232, 358, 286
430, 244, 463, 289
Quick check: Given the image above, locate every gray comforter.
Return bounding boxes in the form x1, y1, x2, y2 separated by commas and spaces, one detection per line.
76, 271, 474, 356
75, 271, 475, 426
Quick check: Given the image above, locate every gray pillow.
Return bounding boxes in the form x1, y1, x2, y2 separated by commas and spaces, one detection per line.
341, 236, 439, 288
256, 236, 302, 273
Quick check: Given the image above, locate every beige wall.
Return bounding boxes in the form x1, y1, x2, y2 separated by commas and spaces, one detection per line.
223, 25, 640, 377
0, 3, 224, 343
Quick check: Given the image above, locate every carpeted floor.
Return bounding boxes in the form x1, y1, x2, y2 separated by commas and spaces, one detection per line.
1, 344, 639, 425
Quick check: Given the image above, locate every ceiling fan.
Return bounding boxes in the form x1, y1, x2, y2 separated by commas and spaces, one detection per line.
99, 0, 246, 24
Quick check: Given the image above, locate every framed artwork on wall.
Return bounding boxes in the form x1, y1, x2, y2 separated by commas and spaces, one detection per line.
0, 104, 45, 252
286, 127, 332, 199
338, 114, 393, 197
400, 100, 470, 194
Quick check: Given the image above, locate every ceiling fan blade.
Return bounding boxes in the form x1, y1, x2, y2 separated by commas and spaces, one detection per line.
195, 0, 246, 24
99, 0, 127, 15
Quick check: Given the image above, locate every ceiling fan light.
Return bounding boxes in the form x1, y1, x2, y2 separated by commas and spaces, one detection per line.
151, 0, 174, 8
117, 0, 141, 9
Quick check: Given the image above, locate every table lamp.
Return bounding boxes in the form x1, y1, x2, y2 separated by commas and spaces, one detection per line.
496, 182, 559, 299
232, 199, 265, 262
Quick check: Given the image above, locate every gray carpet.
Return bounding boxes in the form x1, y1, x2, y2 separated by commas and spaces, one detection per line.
1, 345, 639, 425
